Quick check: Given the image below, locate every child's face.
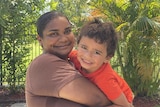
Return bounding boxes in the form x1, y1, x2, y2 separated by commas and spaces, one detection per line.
77, 36, 110, 73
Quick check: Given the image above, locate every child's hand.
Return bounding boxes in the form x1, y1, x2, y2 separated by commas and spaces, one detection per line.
105, 104, 122, 107
129, 103, 134, 107
105, 103, 134, 107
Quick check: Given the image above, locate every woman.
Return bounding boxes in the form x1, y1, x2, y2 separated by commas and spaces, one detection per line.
25, 10, 111, 107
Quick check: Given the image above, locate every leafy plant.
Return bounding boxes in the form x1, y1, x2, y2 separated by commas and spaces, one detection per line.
86, 0, 160, 97
0, 0, 46, 93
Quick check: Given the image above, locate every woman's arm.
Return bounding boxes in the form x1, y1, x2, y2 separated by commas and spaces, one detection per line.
29, 54, 111, 107
59, 77, 111, 107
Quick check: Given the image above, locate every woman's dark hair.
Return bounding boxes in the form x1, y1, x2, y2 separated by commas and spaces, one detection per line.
77, 18, 118, 57
36, 10, 70, 37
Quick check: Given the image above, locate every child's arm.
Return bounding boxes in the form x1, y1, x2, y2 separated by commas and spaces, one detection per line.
106, 104, 134, 107
106, 103, 134, 107
109, 93, 133, 107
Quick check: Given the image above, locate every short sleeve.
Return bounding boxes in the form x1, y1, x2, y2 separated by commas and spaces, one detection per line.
26, 53, 82, 97
96, 73, 122, 101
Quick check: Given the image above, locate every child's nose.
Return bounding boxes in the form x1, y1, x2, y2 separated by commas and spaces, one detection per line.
85, 51, 93, 58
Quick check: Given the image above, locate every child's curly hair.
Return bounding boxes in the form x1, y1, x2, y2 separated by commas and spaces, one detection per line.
77, 18, 118, 57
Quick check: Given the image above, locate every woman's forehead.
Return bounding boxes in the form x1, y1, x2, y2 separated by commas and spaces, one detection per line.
45, 17, 71, 31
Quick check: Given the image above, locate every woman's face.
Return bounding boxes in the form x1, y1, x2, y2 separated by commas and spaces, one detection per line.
37, 17, 75, 59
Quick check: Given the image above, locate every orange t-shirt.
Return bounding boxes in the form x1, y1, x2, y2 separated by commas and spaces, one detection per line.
69, 50, 134, 103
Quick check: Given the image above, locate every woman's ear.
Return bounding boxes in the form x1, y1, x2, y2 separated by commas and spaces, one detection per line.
37, 35, 43, 47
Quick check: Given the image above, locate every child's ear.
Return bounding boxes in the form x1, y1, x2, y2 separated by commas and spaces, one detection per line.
104, 56, 111, 63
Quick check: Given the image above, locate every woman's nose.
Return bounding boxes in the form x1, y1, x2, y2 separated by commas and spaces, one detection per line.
58, 34, 68, 42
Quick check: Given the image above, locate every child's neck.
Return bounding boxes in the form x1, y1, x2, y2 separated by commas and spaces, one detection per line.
81, 67, 92, 74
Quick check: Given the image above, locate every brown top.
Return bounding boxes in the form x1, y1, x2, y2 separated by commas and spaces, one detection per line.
25, 53, 84, 107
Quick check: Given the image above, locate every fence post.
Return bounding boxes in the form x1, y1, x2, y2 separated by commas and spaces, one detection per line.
0, 27, 2, 86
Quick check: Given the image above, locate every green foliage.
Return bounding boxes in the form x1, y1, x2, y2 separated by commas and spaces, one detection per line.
54, 0, 91, 36
0, 0, 160, 97
86, 0, 160, 97
154, 105, 160, 107
0, 0, 47, 93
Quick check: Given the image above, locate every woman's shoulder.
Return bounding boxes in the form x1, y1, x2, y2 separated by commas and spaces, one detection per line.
36, 53, 62, 61
29, 53, 64, 67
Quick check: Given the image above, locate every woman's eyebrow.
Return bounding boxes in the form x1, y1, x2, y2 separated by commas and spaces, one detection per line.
48, 25, 72, 32
49, 29, 58, 32
66, 26, 72, 29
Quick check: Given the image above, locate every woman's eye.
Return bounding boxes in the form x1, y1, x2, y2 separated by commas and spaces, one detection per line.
64, 29, 72, 35
49, 32, 59, 37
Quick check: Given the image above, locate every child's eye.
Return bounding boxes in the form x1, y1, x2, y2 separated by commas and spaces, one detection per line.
81, 45, 87, 50
94, 50, 102, 55
95, 51, 101, 55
